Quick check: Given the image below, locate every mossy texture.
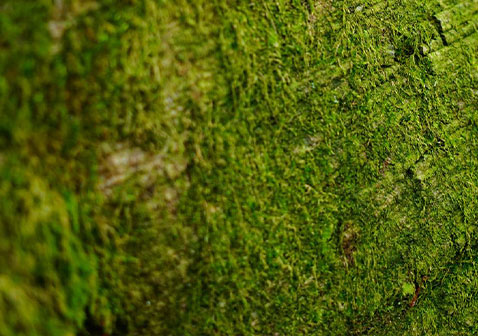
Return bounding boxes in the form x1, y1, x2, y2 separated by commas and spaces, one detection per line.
1, 0, 478, 335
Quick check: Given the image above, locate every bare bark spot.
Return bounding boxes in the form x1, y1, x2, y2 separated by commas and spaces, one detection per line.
99, 144, 187, 196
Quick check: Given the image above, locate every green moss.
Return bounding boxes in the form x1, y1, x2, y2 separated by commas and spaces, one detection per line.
2, 0, 478, 335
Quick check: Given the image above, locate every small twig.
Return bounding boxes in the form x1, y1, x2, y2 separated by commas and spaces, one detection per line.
409, 275, 428, 307
409, 285, 421, 307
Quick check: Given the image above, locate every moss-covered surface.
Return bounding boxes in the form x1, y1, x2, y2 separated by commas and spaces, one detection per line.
1, 0, 478, 335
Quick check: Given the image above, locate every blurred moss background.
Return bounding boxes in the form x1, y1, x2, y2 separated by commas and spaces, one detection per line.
0, 0, 216, 334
